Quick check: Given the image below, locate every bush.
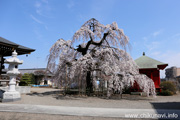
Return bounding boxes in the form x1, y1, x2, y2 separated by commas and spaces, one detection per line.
20, 73, 35, 86
160, 81, 177, 95
19, 81, 28, 86
160, 90, 173, 96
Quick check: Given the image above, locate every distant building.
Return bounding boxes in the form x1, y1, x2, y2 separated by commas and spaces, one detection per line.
0, 74, 19, 86
19, 68, 45, 75
134, 52, 168, 92
165, 66, 180, 79
165, 66, 180, 89
19, 68, 54, 86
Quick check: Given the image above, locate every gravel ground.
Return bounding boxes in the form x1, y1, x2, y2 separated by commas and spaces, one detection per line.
0, 88, 179, 120
3, 88, 180, 110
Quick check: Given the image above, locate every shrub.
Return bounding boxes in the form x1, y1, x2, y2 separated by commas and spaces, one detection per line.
160, 81, 177, 95
19, 81, 28, 86
160, 90, 173, 96
20, 73, 35, 86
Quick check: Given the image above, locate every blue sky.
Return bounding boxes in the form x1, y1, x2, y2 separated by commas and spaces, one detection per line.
1, 0, 180, 77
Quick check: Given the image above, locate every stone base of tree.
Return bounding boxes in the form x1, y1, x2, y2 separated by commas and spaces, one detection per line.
2, 91, 21, 102
130, 92, 142, 95
141, 92, 148, 97
131, 92, 148, 97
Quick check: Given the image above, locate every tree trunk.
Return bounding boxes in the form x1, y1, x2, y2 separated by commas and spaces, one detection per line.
86, 71, 93, 96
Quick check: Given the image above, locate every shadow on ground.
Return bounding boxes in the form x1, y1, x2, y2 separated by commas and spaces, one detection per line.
151, 102, 180, 120
151, 102, 180, 110
27, 90, 61, 96
27, 90, 153, 101
26, 90, 88, 100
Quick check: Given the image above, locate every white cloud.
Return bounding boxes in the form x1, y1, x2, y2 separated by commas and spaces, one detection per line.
161, 52, 180, 78
36, 9, 41, 15
35, 1, 41, 8
163, 52, 180, 67
34, 28, 42, 39
140, 30, 180, 78
172, 33, 180, 38
31, 0, 51, 30
142, 29, 163, 42
149, 51, 180, 78
171, 33, 180, 45
30, 15, 48, 30
141, 30, 164, 58
34, 0, 51, 17
67, 0, 75, 9
45, 25, 48, 30
142, 37, 148, 41
145, 41, 160, 52
152, 30, 163, 37
150, 51, 161, 56
30, 15, 43, 24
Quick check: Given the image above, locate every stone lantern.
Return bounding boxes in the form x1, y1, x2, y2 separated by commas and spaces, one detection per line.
2, 50, 23, 102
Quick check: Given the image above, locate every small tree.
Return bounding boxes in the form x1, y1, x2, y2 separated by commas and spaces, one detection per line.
20, 73, 35, 86
47, 18, 156, 98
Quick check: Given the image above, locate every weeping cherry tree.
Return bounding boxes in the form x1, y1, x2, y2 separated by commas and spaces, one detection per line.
47, 18, 156, 97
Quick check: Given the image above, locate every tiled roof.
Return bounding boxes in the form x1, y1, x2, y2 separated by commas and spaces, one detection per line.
135, 53, 168, 69
0, 37, 35, 56
19, 68, 54, 76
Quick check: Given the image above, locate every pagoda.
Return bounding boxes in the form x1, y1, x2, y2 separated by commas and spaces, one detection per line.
134, 52, 168, 92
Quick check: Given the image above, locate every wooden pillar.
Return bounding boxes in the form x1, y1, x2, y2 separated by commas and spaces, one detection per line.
150, 70, 153, 80
0, 55, 4, 74
158, 70, 160, 86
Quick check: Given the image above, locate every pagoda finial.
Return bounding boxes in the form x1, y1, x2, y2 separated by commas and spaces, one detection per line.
143, 52, 145, 56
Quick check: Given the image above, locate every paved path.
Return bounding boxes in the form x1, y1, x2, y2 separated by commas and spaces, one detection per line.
0, 104, 179, 119
1, 88, 180, 119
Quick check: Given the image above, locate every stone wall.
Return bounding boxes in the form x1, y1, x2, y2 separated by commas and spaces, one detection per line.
0, 86, 31, 94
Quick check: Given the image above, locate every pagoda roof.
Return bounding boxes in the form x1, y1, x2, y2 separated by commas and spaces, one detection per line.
135, 52, 168, 70
0, 37, 35, 56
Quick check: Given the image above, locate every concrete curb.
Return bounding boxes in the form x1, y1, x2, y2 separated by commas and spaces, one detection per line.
0, 104, 179, 119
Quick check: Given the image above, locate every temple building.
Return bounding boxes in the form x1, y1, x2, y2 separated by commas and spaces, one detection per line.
0, 37, 35, 73
19, 68, 54, 86
0, 37, 35, 86
134, 52, 168, 92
